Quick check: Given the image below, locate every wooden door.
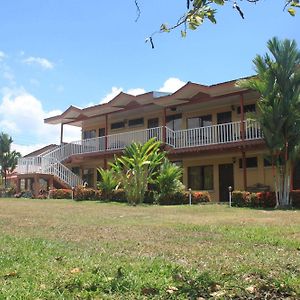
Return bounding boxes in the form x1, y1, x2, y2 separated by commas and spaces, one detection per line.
219, 163, 234, 202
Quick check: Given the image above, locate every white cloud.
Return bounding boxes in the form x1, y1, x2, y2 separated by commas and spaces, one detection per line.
11, 143, 48, 156
0, 51, 6, 61
100, 87, 146, 103
23, 56, 54, 70
158, 77, 186, 93
0, 89, 81, 155
101, 87, 122, 103
99, 78, 185, 105
127, 88, 146, 96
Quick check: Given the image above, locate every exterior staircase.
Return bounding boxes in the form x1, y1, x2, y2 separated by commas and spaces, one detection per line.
17, 144, 83, 188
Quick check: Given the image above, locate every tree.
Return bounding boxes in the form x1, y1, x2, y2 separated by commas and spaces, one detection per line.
110, 138, 165, 205
0, 132, 21, 187
238, 37, 300, 207
137, 1, 299, 48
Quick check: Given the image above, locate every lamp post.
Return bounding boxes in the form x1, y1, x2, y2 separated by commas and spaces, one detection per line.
228, 186, 233, 207
188, 188, 192, 206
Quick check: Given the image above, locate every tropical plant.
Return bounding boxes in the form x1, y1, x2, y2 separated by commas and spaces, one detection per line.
156, 159, 184, 201
0, 132, 21, 187
110, 138, 165, 205
238, 37, 300, 207
97, 168, 119, 199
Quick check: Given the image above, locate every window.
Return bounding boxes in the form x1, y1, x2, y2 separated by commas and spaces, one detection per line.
187, 115, 212, 129
239, 157, 258, 168
264, 156, 284, 167
128, 118, 144, 127
237, 104, 256, 114
188, 165, 213, 190
83, 130, 96, 139
166, 114, 182, 131
111, 121, 125, 130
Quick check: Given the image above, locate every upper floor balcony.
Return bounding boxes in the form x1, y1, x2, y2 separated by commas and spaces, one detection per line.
16, 119, 263, 183
58, 119, 263, 158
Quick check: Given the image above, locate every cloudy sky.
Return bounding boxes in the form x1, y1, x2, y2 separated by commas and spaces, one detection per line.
0, 1, 299, 155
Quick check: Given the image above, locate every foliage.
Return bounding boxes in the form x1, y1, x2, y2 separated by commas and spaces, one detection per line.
49, 189, 72, 199
158, 190, 211, 205
238, 37, 300, 207
97, 168, 118, 199
232, 191, 277, 208
110, 189, 127, 203
0, 132, 21, 187
156, 159, 184, 199
74, 186, 101, 201
141, 1, 299, 47
111, 138, 165, 205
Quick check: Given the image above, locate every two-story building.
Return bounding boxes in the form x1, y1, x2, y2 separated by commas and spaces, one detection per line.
17, 77, 296, 201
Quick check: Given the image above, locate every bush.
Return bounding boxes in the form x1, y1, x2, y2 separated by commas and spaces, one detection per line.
49, 189, 72, 199
144, 190, 155, 204
158, 191, 185, 205
232, 190, 276, 208
74, 187, 97, 201
158, 191, 211, 205
110, 189, 127, 203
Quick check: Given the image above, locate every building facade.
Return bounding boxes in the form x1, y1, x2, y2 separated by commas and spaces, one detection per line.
17, 78, 296, 201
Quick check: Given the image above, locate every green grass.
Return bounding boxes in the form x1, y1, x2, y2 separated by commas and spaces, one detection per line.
0, 198, 299, 299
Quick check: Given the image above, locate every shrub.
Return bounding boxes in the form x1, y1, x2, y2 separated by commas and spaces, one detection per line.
144, 190, 155, 204
158, 191, 211, 205
191, 191, 211, 203
232, 190, 276, 208
156, 160, 184, 199
158, 191, 185, 205
74, 187, 96, 201
97, 168, 119, 200
49, 189, 72, 199
110, 189, 127, 203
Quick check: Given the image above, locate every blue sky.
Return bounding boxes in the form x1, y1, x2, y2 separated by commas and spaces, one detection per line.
0, 0, 299, 154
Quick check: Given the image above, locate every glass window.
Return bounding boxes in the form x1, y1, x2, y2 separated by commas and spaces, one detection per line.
237, 104, 256, 114
239, 157, 258, 168
83, 130, 96, 139
166, 114, 182, 131
187, 115, 212, 129
111, 121, 125, 130
128, 118, 144, 127
188, 165, 213, 190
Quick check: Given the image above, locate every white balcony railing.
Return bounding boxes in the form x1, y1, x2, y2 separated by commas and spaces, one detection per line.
16, 120, 263, 187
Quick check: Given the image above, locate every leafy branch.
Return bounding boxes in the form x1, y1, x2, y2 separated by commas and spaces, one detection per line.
135, 0, 299, 48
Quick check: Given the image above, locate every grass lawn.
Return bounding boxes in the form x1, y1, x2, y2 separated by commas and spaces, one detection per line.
0, 198, 299, 299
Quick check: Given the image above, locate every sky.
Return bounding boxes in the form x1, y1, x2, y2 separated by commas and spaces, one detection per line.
0, 0, 299, 155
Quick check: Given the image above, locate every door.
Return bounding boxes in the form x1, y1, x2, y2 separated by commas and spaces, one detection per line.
217, 111, 232, 143
219, 163, 234, 202
147, 118, 159, 140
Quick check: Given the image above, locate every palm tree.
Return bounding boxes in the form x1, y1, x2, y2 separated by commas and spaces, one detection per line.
0, 132, 21, 187
238, 37, 300, 207
111, 138, 165, 205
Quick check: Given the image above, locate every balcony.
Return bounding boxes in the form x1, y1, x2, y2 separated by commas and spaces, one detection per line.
16, 120, 263, 186
17, 120, 263, 172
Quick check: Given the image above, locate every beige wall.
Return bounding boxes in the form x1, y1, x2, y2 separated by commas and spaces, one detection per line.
81, 98, 257, 135
66, 149, 273, 202
181, 149, 272, 202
